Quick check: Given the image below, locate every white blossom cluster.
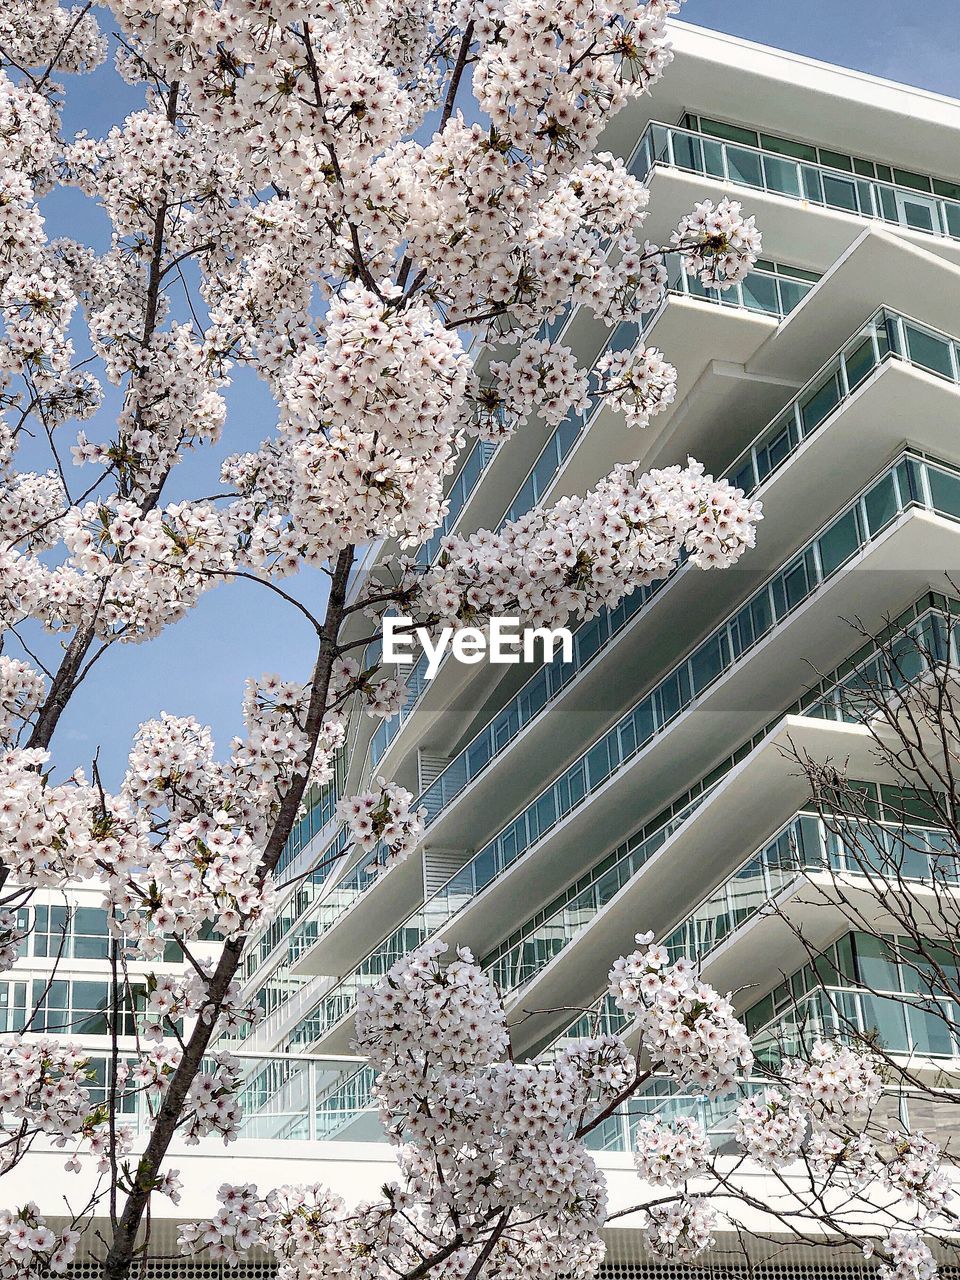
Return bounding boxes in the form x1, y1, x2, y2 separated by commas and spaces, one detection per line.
881, 1132, 954, 1223
0, 1205, 82, 1279
877, 1231, 938, 1280
483, 340, 591, 438
335, 781, 425, 868
783, 1039, 884, 1115
633, 1115, 712, 1186
643, 1197, 717, 1262
672, 199, 763, 289
595, 345, 678, 430
0, 657, 45, 746
401, 460, 762, 635
733, 1087, 808, 1169
0, 1039, 131, 1174
608, 933, 755, 1095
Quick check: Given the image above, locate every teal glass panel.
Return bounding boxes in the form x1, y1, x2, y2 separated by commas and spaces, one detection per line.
799, 371, 841, 431
821, 173, 858, 212
928, 465, 960, 517
761, 154, 801, 197
726, 145, 763, 188
903, 323, 955, 378
818, 507, 861, 576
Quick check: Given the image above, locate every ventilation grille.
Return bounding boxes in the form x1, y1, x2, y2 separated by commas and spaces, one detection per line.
417, 750, 452, 793
423, 847, 468, 896
600, 1266, 960, 1280
67, 1263, 276, 1280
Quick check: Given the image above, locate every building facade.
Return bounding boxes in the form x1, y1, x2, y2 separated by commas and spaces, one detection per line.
9, 20, 960, 1275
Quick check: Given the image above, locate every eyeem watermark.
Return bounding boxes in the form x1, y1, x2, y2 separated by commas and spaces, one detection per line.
383, 617, 574, 680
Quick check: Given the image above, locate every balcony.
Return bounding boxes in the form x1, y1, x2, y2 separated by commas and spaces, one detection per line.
291, 450, 960, 985
499, 256, 816, 529
630, 121, 960, 268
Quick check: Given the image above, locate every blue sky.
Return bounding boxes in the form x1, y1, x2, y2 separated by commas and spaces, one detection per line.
32, 5, 958, 786
678, 1, 960, 96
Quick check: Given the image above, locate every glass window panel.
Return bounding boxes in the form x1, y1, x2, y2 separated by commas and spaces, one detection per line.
690, 631, 729, 694
760, 134, 817, 163
586, 737, 613, 787
859, 993, 908, 1051
843, 335, 879, 390
799, 371, 841, 431
780, 559, 810, 611
876, 164, 893, 184
907, 1003, 954, 1056
802, 167, 823, 202
818, 508, 861, 576
819, 149, 853, 172
742, 272, 779, 313
702, 138, 725, 179
700, 119, 759, 147
821, 173, 859, 212
863, 473, 900, 534
778, 279, 809, 314
856, 181, 877, 217
854, 934, 901, 991
899, 196, 938, 233
904, 324, 955, 378
893, 168, 932, 192
761, 154, 801, 198
933, 178, 960, 201
853, 158, 876, 178
928, 465, 960, 518
671, 133, 702, 172
878, 186, 898, 221
658, 672, 684, 724
726, 146, 763, 188
945, 204, 960, 239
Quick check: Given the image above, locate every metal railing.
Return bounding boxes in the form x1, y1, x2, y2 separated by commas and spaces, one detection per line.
630, 121, 960, 241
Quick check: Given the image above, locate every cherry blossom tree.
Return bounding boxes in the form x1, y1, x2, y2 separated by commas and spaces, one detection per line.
1, 0, 950, 1276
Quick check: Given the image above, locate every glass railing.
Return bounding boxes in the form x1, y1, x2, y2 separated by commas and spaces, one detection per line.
287, 790, 718, 1049
536, 601, 959, 1057
484, 802, 956, 1007
630, 122, 960, 241
663, 814, 957, 968
287, 451, 960, 983
501, 255, 816, 530
728, 310, 960, 493
415, 439, 498, 567
84, 1050, 383, 1142
751, 986, 960, 1067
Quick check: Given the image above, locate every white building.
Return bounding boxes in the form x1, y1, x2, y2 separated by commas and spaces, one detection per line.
9, 21, 960, 1277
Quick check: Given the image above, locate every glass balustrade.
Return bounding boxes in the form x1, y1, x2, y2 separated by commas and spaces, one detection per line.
751, 985, 960, 1067
82, 1051, 382, 1142
404, 313, 960, 832
629, 122, 960, 241
483, 810, 956, 1006
663, 814, 956, 966
287, 451, 960, 985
